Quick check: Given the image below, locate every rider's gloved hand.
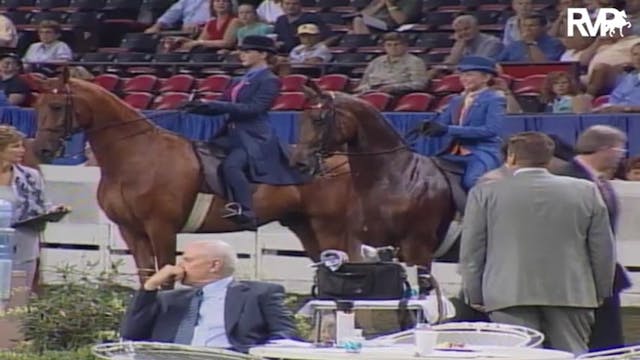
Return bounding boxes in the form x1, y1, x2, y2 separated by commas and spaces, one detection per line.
421, 121, 448, 137
181, 100, 210, 114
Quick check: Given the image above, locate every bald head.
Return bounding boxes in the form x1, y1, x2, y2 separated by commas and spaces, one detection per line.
453, 15, 478, 27
452, 15, 479, 41
182, 240, 238, 283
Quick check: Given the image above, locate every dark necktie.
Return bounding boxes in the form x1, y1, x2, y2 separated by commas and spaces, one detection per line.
174, 289, 203, 345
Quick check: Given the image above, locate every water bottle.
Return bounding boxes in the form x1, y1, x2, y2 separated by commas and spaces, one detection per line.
335, 300, 355, 348
0, 199, 15, 301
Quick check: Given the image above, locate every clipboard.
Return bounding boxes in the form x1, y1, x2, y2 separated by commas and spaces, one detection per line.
12, 208, 71, 228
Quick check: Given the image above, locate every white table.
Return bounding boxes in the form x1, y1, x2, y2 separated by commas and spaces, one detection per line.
249, 344, 575, 360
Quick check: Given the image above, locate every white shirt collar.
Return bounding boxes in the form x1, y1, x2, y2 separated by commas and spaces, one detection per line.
201, 276, 233, 297
513, 167, 549, 176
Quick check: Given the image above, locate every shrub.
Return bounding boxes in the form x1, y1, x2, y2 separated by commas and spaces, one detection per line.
0, 347, 95, 360
1, 260, 133, 353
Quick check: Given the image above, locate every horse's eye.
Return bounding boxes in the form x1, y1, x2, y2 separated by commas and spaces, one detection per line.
49, 103, 63, 111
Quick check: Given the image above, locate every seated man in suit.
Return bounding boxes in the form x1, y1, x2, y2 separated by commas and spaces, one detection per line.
120, 240, 297, 353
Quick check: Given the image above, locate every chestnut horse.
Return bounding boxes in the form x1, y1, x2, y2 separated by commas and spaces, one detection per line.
293, 90, 457, 269
29, 71, 360, 285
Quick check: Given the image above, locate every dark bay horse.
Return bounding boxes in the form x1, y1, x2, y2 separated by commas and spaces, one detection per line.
293, 90, 456, 269
29, 71, 360, 285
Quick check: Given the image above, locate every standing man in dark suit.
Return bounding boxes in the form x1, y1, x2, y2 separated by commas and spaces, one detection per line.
553, 125, 631, 351
120, 240, 297, 353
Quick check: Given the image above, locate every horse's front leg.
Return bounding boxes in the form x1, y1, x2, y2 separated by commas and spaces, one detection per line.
118, 226, 156, 286
144, 220, 178, 289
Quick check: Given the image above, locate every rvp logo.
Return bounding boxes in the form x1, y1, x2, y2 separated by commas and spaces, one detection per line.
567, 8, 631, 37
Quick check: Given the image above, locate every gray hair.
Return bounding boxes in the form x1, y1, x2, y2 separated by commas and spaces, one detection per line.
453, 14, 478, 27
575, 125, 627, 154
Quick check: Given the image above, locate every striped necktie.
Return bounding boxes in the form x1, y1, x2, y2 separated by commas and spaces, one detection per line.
174, 289, 203, 345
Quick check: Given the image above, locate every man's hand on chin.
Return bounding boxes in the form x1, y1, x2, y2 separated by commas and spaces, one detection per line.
143, 265, 186, 290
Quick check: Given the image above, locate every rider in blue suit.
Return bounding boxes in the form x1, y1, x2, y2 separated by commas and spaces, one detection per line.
184, 36, 307, 228
416, 56, 506, 190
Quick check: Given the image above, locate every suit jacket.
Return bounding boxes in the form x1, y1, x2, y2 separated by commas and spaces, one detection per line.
460, 169, 616, 312
436, 89, 506, 170
553, 159, 632, 292
120, 280, 297, 353
203, 67, 307, 185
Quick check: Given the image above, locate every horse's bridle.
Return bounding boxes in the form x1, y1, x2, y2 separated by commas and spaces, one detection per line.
38, 85, 78, 156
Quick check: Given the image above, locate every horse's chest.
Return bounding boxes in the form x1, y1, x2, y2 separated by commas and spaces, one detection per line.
97, 181, 132, 223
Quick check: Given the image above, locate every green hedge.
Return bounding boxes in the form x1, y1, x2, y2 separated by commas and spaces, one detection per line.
0, 347, 95, 360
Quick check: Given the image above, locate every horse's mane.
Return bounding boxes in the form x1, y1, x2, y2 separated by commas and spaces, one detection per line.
69, 78, 150, 118
332, 92, 409, 147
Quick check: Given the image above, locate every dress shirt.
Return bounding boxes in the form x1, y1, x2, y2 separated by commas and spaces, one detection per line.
191, 276, 234, 348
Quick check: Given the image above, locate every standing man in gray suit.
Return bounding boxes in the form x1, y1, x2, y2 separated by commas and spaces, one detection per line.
460, 131, 616, 355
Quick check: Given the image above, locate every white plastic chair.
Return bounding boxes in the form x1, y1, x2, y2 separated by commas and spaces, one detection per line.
92, 341, 258, 360
370, 321, 545, 348
577, 345, 640, 359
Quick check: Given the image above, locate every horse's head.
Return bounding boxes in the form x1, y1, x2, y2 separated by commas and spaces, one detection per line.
292, 88, 358, 175
32, 66, 93, 163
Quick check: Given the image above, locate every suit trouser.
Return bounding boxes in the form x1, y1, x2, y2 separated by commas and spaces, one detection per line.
439, 154, 489, 191
221, 147, 253, 212
489, 306, 594, 356
589, 293, 624, 351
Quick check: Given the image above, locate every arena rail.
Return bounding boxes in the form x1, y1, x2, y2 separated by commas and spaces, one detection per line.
38, 165, 640, 305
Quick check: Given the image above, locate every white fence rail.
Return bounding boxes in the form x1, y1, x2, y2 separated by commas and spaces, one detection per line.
38, 166, 640, 305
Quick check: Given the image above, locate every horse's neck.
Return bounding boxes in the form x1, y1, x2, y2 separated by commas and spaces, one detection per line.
86, 109, 157, 172
346, 114, 412, 183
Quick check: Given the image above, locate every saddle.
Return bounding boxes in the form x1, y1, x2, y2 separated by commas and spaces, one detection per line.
431, 158, 467, 215
192, 141, 258, 197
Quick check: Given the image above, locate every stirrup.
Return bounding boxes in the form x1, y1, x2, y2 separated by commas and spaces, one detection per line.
221, 202, 243, 218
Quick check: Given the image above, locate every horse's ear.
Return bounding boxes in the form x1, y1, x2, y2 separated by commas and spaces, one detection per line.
302, 84, 322, 104
61, 65, 70, 84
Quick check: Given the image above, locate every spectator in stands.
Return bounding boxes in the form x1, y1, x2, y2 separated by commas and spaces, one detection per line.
446, 15, 503, 63
580, 33, 640, 96
179, 0, 239, 52
540, 71, 591, 113
22, 21, 73, 75
289, 24, 332, 64
554, 125, 630, 352
0, 126, 68, 295
144, 0, 210, 35
628, 0, 640, 35
351, 0, 422, 34
120, 239, 297, 353
353, 32, 427, 95
625, 156, 640, 180
0, 14, 17, 48
593, 42, 640, 112
414, 56, 505, 191
258, 0, 284, 24
549, 0, 583, 38
461, 131, 615, 356
0, 53, 30, 106
236, 3, 273, 45
503, 0, 533, 45
273, 0, 332, 53
497, 13, 565, 62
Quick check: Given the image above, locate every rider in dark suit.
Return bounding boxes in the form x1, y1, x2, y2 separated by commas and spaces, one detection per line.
184, 35, 307, 228
120, 240, 297, 353
414, 56, 506, 191
553, 125, 631, 351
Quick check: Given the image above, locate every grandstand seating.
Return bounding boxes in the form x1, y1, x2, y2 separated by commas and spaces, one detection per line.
3, 0, 596, 113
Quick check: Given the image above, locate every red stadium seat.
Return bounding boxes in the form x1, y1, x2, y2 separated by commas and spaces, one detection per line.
393, 93, 434, 112
93, 74, 121, 92
593, 95, 610, 108
512, 74, 546, 94
430, 74, 463, 94
280, 74, 308, 92
197, 74, 231, 93
433, 94, 456, 112
159, 74, 195, 93
316, 74, 348, 91
153, 92, 190, 110
271, 92, 307, 110
199, 92, 223, 101
122, 74, 159, 93
359, 92, 393, 111
123, 92, 153, 110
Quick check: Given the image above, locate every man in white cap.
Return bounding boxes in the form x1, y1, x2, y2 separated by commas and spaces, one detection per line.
289, 23, 332, 64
